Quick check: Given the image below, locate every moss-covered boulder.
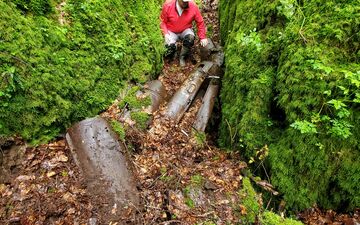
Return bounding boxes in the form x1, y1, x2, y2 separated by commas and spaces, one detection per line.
219, 0, 360, 211
0, 0, 164, 143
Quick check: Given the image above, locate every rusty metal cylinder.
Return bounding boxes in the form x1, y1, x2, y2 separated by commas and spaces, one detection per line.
144, 80, 167, 113
66, 117, 139, 220
211, 49, 225, 68
193, 80, 219, 131
164, 62, 214, 123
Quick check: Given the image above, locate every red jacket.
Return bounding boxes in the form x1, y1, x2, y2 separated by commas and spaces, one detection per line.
160, 0, 206, 40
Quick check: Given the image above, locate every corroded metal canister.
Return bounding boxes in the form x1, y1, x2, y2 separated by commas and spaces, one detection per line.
144, 80, 167, 113
200, 40, 224, 78
164, 61, 213, 123
193, 79, 219, 131
66, 117, 139, 221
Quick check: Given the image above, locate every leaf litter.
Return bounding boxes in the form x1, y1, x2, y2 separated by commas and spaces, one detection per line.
1, 0, 359, 224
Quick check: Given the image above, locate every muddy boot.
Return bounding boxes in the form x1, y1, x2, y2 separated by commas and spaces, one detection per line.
179, 34, 195, 67
179, 45, 189, 67
164, 44, 176, 62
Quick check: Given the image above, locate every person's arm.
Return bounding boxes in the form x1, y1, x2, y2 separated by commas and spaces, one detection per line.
194, 6, 206, 40
160, 4, 169, 36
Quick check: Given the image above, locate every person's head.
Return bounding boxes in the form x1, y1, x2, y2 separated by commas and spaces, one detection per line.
178, 0, 190, 9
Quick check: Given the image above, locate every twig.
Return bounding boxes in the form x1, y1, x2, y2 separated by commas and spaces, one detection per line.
265, 196, 272, 211
261, 161, 271, 183
0, 52, 33, 69
144, 205, 163, 210
180, 129, 189, 137
132, 160, 142, 170
298, 14, 307, 43
127, 201, 144, 223
194, 211, 215, 218
159, 220, 182, 225
145, 169, 172, 189
253, 159, 263, 173
225, 119, 237, 148
205, 141, 213, 151
118, 102, 129, 118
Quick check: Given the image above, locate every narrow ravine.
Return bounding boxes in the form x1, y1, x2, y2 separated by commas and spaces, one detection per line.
1, 1, 248, 223
1, 1, 360, 225
99, 1, 252, 223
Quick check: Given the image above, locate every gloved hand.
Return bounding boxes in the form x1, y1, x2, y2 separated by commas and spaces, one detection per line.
200, 38, 208, 47
165, 34, 171, 44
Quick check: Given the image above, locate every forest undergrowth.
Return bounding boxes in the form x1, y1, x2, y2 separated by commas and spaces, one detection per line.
1, 0, 360, 224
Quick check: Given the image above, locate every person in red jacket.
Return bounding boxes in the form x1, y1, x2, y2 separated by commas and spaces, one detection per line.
160, 0, 208, 66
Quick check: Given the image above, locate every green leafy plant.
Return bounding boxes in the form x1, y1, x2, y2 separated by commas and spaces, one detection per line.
290, 120, 317, 134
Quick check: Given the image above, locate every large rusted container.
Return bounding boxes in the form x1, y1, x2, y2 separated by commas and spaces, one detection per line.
193, 79, 219, 131
144, 80, 167, 113
164, 61, 213, 122
66, 117, 139, 221
200, 39, 224, 78
210, 49, 224, 68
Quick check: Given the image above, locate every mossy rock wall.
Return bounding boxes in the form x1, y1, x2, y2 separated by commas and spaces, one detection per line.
0, 0, 164, 143
219, 0, 360, 211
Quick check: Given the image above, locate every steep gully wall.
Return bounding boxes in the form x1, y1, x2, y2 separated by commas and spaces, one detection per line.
219, 0, 360, 212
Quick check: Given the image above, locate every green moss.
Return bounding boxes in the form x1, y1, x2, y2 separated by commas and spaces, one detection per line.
110, 119, 126, 141
183, 186, 195, 209
118, 86, 152, 110
192, 129, 206, 148
219, 0, 360, 211
185, 197, 195, 208
194, 0, 202, 8
190, 174, 204, 187
10, 0, 54, 15
238, 178, 303, 224
47, 187, 56, 193
130, 111, 150, 130
129, 61, 152, 84
61, 170, 68, 177
202, 222, 216, 225
118, 86, 152, 130
206, 24, 214, 38
238, 177, 262, 223
0, 0, 163, 143
261, 211, 303, 225
159, 167, 174, 183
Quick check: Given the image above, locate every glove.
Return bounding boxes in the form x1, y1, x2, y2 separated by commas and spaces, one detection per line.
200, 38, 208, 47
165, 34, 171, 44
